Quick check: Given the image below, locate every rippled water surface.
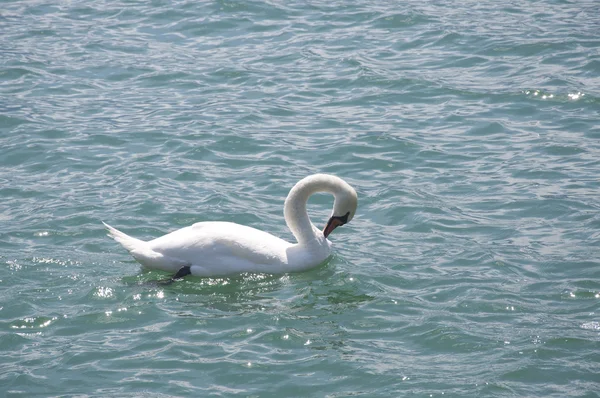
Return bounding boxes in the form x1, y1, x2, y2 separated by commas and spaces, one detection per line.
2, 0, 600, 396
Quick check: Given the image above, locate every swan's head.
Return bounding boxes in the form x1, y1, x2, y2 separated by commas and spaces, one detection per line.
323, 184, 358, 238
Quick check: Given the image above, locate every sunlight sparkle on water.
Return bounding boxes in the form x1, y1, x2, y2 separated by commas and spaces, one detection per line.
7, 260, 21, 271
95, 287, 113, 298
568, 92, 584, 100
581, 322, 599, 330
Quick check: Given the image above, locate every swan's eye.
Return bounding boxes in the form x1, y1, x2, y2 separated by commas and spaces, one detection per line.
323, 211, 350, 238
333, 211, 350, 225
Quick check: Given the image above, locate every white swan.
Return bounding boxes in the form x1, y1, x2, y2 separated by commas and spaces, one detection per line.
103, 174, 357, 278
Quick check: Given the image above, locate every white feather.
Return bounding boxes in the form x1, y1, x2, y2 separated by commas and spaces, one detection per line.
103, 174, 357, 277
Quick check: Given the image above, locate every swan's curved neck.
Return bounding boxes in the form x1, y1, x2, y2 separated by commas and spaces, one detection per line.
283, 175, 339, 245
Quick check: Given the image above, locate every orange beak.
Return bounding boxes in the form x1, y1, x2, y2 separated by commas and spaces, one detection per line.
323, 216, 344, 238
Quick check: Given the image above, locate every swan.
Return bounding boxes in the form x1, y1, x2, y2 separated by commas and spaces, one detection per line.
103, 174, 357, 278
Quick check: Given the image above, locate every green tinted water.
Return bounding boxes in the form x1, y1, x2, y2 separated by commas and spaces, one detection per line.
1, 0, 599, 396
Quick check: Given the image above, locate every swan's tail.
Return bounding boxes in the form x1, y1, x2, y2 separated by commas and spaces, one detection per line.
102, 222, 161, 265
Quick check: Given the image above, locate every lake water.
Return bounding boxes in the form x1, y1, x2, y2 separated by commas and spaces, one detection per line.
1, 0, 599, 396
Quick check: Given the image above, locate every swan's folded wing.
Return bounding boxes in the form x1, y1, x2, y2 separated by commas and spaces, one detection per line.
147, 221, 292, 271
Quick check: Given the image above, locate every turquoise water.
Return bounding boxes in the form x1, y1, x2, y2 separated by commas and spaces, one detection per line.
2, 0, 600, 396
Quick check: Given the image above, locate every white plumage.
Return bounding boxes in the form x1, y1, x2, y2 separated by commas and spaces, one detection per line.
103, 174, 357, 277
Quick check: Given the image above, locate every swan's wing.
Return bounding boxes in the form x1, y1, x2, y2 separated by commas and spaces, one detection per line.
147, 222, 292, 272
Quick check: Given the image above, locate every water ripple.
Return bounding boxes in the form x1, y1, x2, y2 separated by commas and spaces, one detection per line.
2, 0, 600, 396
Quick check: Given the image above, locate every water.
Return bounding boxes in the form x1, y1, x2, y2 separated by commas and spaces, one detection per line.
1, 0, 599, 396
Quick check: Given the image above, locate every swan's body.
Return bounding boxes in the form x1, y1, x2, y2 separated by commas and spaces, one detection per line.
103, 174, 357, 278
